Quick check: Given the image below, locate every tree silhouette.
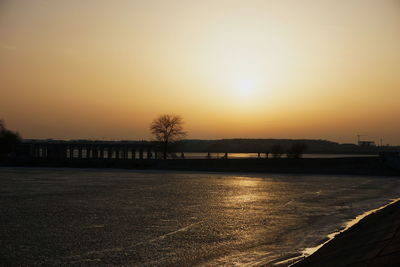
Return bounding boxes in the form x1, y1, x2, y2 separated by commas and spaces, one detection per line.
0, 119, 22, 156
286, 143, 307, 159
271, 144, 283, 158
150, 114, 186, 159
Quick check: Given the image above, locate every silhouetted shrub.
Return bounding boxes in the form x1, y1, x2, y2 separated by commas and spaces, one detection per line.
286, 143, 307, 159
0, 120, 22, 156
271, 144, 283, 158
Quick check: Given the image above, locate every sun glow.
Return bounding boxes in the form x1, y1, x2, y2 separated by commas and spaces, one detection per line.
2, 1, 400, 142
234, 78, 257, 98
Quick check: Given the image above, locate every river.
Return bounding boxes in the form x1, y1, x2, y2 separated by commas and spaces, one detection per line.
0, 167, 399, 266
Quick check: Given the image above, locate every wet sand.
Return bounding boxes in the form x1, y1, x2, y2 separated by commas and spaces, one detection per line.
293, 200, 400, 267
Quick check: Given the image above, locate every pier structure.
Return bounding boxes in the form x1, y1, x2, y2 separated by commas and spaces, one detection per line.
20, 140, 158, 161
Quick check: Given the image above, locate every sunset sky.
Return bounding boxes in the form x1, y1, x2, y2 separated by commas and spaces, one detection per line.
1, 0, 399, 144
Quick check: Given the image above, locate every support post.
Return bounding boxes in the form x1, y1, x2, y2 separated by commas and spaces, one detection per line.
78, 147, 82, 159
115, 148, 120, 159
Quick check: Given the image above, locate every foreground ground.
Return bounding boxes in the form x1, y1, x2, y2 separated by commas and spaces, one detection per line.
294, 200, 400, 267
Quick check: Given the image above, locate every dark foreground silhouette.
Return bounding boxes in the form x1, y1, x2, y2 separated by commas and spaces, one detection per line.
2, 157, 400, 176
294, 200, 400, 267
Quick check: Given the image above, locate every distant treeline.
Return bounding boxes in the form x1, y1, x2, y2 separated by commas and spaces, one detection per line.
174, 139, 396, 154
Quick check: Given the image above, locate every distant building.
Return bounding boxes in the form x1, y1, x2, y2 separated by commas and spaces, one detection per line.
358, 141, 375, 147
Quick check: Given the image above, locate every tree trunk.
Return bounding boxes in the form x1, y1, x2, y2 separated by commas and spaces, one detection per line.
163, 139, 168, 159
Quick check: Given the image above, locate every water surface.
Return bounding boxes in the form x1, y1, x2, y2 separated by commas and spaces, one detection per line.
0, 167, 399, 266
176, 152, 377, 159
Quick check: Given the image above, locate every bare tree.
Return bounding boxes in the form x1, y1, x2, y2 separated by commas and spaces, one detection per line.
150, 114, 186, 159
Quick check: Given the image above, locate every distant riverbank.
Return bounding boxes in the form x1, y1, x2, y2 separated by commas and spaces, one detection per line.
2, 157, 399, 176
164, 152, 378, 159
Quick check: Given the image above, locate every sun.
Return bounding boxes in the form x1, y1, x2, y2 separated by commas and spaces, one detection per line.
234, 78, 256, 98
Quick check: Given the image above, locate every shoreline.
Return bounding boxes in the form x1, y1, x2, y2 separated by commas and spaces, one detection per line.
1, 157, 400, 176
291, 198, 400, 266
275, 198, 400, 266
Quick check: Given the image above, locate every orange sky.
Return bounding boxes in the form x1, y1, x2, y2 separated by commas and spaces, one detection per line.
1, 0, 399, 144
